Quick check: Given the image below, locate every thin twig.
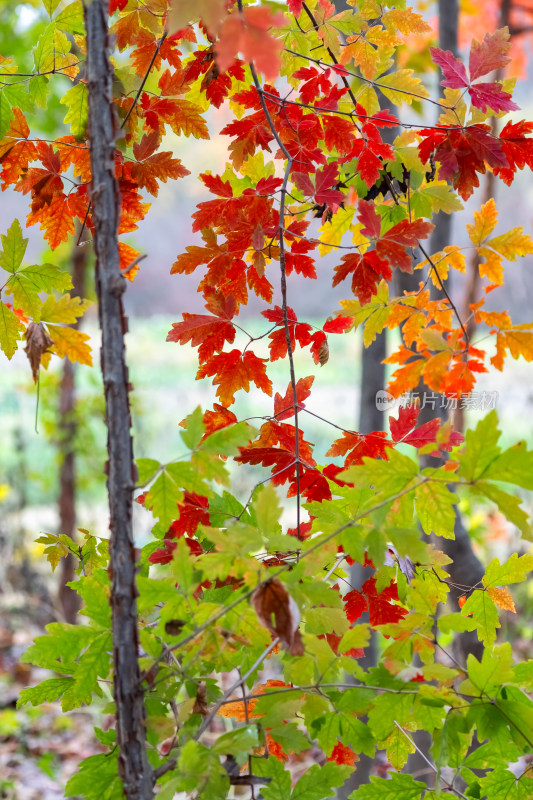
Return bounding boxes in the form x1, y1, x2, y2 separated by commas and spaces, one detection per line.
248, 61, 303, 539
121, 31, 168, 130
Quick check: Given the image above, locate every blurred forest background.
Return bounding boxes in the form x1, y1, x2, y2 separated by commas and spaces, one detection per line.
1, 0, 533, 797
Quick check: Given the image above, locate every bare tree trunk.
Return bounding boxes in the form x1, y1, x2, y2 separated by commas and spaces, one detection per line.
83, 1, 152, 797
58, 235, 88, 623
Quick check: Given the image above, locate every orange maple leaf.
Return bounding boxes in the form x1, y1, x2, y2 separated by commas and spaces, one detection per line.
217, 680, 288, 720
487, 586, 516, 612
216, 6, 285, 81
197, 348, 272, 406
0, 108, 37, 189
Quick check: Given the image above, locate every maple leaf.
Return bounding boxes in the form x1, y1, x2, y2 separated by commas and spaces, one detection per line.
362, 577, 407, 627
167, 292, 236, 361
487, 586, 515, 613
263, 305, 313, 361
202, 404, 238, 437
326, 429, 390, 467
197, 348, 272, 406
140, 69, 209, 140
294, 163, 344, 206
492, 120, 533, 185
356, 200, 434, 273
215, 7, 285, 81
0, 108, 37, 189
418, 124, 509, 200
389, 405, 440, 449
16, 141, 63, 213
333, 250, 392, 304
47, 325, 92, 367
128, 131, 190, 196
328, 742, 359, 767
236, 420, 319, 499
28, 191, 88, 250
344, 590, 367, 624
431, 28, 518, 113
274, 376, 314, 421
252, 578, 304, 656
217, 680, 288, 720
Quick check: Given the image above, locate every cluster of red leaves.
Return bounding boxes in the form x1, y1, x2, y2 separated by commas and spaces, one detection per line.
431, 28, 518, 114
326, 404, 463, 469
333, 199, 434, 303
147, 492, 208, 565
172, 173, 278, 307
344, 577, 407, 627
236, 419, 332, 503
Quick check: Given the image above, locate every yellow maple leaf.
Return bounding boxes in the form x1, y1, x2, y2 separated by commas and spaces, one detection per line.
382, 7, 432, 35
418, 246, 465, 285
438, 88, 467, 126
40, 293, 90, 324
476, 309, 511, 329
487, 587, 516, 613
486, 227, 533, 261
492, 328, 533, 370
466, 198, 499, 246
47, 324, 93, 367
377, 69, 430, 105
477, 246, 504, 285
318, 206, 354, 256
341, 38, 393, 80
355, 84, 380, 115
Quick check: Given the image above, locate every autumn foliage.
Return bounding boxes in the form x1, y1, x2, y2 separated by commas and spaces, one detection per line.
3, 1, 533, 799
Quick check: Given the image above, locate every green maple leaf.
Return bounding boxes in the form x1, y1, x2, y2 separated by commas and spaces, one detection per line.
144, 470, 183, 529
0, 219, 28, 273
415, 480, 457, 538
349, 773, 426, 799
18, 677, 75, 708
292, 763, 352, 800
460, 589, 499, 646
483, 553, 533, 587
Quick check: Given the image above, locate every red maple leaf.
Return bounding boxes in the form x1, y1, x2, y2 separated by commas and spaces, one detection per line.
431, 28, 518, 113
357, 200, 434, 272
197, 348, 272, 406
109, 0, 127, 13
287, 520, 313, 539
341, 108, 394, 188
362, 577, 407, 626
326, 429, 390, 467
344, 589, 367, 623
418, 124, 508, 200
0, 108, 37, 189
389, 404, 441, 448
215, 6, 285, 81
127, 131, 189, 196
294, 163, 344, 206
167, 292, 236, 361
263, 305, 313, 360
345, 578, 408, 627
328, 743, 358, 766
274, 375, 314, 421
492, 120, 533, 185
333, 250, 392, 304
201, 404, 238, 436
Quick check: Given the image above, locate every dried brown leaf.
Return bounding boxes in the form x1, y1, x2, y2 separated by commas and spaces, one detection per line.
24, 322, 53, 381
251, 578, 304, 656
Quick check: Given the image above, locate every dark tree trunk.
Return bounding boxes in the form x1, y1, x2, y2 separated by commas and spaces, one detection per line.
58, 234, 88, 623
83, 1, 152, 796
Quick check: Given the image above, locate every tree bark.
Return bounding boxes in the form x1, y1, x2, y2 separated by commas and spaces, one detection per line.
83, 1, 152, 796
58, 233, 88, 623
